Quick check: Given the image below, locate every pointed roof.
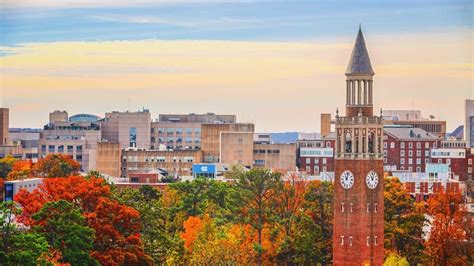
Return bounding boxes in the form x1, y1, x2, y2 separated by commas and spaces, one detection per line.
345, 26, 374, 75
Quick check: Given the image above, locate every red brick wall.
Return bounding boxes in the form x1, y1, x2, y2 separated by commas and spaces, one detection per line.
333, 159, 384, 265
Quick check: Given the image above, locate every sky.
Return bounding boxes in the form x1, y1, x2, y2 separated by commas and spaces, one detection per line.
0, 0, 473, 132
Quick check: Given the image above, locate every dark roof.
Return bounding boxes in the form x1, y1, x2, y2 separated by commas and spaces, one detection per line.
345, 27, 374, 75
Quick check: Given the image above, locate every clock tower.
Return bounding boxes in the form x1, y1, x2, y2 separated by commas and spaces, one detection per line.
333, 26, 384, 265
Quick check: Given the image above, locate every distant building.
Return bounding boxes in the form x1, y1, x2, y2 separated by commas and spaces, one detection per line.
9, 128, 41, 162
465, 99, 474, 148
69, 113, 101, 123
100, 110, 151, 149
253, 143, 296, 171
96, 141, 121, 178
4, 178, 43, 201
297, 132, 336, 176
39, 111, 102, 172
384, 109, 446, 138
0, 108, 9, 145
151, 113, 235, 150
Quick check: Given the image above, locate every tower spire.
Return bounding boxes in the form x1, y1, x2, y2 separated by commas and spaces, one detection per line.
345, 26, 374, 75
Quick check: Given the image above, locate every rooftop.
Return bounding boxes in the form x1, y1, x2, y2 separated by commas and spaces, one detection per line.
345, 26, 374, 75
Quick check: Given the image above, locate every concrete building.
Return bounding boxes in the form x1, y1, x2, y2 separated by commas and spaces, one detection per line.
39, 112, 101, 172
3, 178, 43, 201
253, 143, 296, 171
201, 123, 254, 164
297, 133, 336, 176
0, 108, 9, 145
151, 113, 235, 150
9, 128, 41, 162
384, 110, 446, 138
49, 110, 68, 124
121, 148, 203, 178
465, 99, 474, 148
96, 141, 121, 178
101, 110, 151, 149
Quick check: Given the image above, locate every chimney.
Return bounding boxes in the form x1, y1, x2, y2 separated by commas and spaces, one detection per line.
321, 113, 331, 137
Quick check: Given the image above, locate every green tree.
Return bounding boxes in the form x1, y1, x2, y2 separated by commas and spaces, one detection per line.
384, 176, 427, 265
234, 168, 283, 266
32, 200, 99, 265
293, 180, 333, 264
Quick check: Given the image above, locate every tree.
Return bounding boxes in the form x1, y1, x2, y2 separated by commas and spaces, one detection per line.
234, 168, 283, 266
32, 200, 98, 265
6, 160, 33, 180
294, 180, 333, 264
33, 154, 80, 178
0, 201, 49, 265
384, 177, 426, 264
383, 253, 409, 266
14, 175, 152, 266
0, 155, 16, 178
426, 188, 473, 266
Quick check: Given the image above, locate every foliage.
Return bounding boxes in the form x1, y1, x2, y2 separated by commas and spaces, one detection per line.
426, 188, 473, 266
384, 177, 427, 264
14, 175, 152, 266
32, 154, 80, 178
6, 160, 33, 180
383, 253, 410, 266
0, 155, 16, 178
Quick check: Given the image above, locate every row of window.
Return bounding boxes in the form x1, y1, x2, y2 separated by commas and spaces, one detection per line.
41, 145, 82, 153
384, 141, 437, 149
340, 235, 378, 246
40, 154, 82, 161
305, 166, 327, 173
398, 150, 430, 157
304, 157, 329, 164
341, 203, 378, 213
254, 149, 280, 154
152, 128, 201, 134
123, 156, 194, 163
153, 137, 201, 143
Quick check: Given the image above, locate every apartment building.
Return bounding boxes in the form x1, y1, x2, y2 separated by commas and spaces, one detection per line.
101, 110, 151, 149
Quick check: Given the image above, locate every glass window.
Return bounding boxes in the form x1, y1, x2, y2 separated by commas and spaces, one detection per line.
425, 142, 429, 149
416, 142, 421, 148
41, 145, 46, 152
409, 142, 413, 148
322, 158, 327, 164
129, 127, 137, 147
390, 142, 395, 149
48, 145, 55, 153
400, 142, 405, 149
305, 158, 311, 164
195, 128, 201, 133
76, 145, 82, 151
186, 128, 193, 134
67, 145, 74, 152
76, 155, 82, 161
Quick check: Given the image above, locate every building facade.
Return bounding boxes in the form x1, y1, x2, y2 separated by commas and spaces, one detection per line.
253, 143, 297, 171
333, 27, 384, 265
0, 108, 9, 145
101, 110, 151, 149
465, 99, 474, 148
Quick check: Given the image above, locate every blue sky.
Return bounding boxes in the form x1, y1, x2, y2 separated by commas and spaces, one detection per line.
1, 0, 472, 45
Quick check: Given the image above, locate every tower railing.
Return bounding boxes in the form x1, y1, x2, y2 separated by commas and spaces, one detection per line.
336, 152, 383, 159
335, 116, 383, 125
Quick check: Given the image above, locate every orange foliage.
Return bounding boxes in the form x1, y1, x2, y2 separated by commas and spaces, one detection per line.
426, 188, 471, 265
33, 154, 80, 178
6, 160, 34, 180
14, 175, 152, 266
181, 216, 204, 251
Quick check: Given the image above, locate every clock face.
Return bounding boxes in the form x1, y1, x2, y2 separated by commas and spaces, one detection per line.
340, 170, 354, 189
366, 171, 379, 189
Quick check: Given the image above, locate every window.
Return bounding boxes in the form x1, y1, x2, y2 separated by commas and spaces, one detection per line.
48, 145, 55, 153
326, 141, 331, 148
374, 203, 378, 213
315, 158, 319, 164
433, 142, 437, 148
408, 166, 413, 171
306, 166, 310, 172
416, 142, 421, 149
446, 159, 451, 165
322, 158, 327, 164
416, 166, 421, 172
340, 236, 344, 245
76, 155, 82, 160
76, 145, 82, 152
131, 177, 139, 183
58, 145, 64, 152
390, 142, 395, 149
469, 159, 473, 165
408, 158, 413, 165
468, 167, 472, 174
314, 166, 319, 173
416, 150, 421, 157
238, 138, 243, 145
374, 236, 378, 245
306, 158, 311, 164
409, 142, 413, 148
350, 203, 353, 213
176, 128, 183, 134
401, 142, 405, 149
383, 142, 387, 149
129, 127, 137, 147
367, 237, 371, 246
367, 203, 370, 213
384, 158, 387, 164
425, 150, 430, 157
438, 159, 442, 164
400, 150, 405, 157
408, 150, 413, 157
195, 128, 201, 133
383, 150, 387, 157
400, 158, 405, 165
425, 158, 430, 164
349, 236, 353, 246
416, 158, 421, 165
425, 142, 430, 149
341, 203, 345, 213
41, 145, 46, 152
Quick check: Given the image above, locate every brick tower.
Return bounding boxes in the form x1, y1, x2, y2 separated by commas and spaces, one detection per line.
332, 26, 384, 265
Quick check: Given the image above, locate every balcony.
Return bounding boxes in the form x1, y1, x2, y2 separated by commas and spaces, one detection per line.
336, 152, 383, 160
335, 116, 383, 125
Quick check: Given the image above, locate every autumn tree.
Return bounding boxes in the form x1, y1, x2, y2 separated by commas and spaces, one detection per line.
0, 155, 16, 178
426, 188, 473, 265
14, 175, 152, 265
33, 154, 80, 177
234, 168, 283, 266
7, 160, 33, 180
384, 177, 427, 264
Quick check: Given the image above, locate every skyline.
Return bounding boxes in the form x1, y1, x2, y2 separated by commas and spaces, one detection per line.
1, 0, 473, 132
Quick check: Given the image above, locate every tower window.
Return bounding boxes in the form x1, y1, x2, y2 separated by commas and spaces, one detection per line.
350, 203, 353, 213
341, 203, 345, 213
374, 203, 378, 213
367, 236, 371, 246
345, 132, 352, 153
349, 236, 353, 246
374, 236, 378, 245
367, 203, 370, 213
368, 132, 375, 153
341, 236, 345, 245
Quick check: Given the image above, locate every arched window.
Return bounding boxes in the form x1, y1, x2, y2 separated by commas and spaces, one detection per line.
345, 132, 352, 153
368, 132, 375, 153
